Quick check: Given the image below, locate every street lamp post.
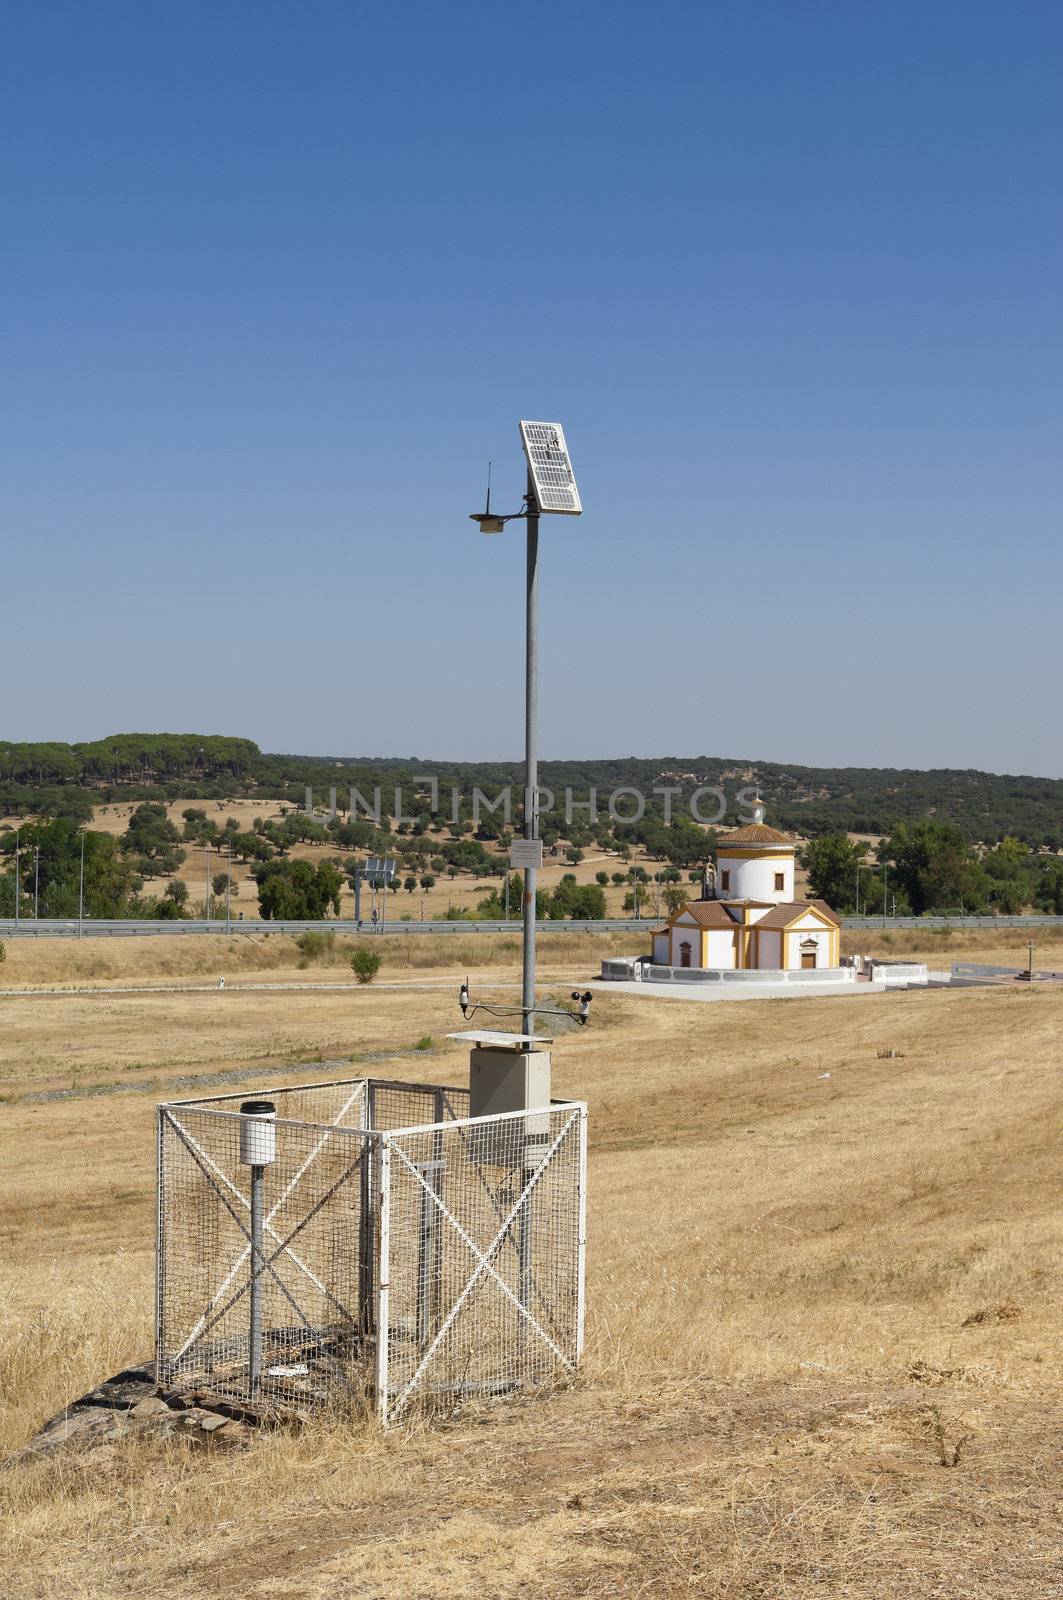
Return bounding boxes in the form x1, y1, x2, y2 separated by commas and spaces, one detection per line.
14, 826, 19, 930
468, 422, 581, 1038
225, 844, 232, 934
78, 830, 85, 938
33, 846, 40, 920
521, 466, 540, 1035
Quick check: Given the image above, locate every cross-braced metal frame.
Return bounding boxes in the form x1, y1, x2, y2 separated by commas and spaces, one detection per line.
156, 1077, 587, 1425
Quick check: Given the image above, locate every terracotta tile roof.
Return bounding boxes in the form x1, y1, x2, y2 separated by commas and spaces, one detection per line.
809, 898, 841, 924
753, 899, 840, 930
718, 822, 794, 847
670, 900, 741, 928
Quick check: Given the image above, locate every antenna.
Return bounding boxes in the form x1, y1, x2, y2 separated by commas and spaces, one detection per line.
469, 459, 506, 534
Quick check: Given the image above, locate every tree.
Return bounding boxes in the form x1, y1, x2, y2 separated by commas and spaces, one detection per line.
595, 870, 609, 886
230, 831, 273, 863
403, 875, 417, 893
663, 884, 688, 916
155, 879, 190, 919
1032, 858, 1063, 914
182, 808, 219, 844
419, 874, 436, 890
0, 818, 141, 917
878, 821, 988, 915
799, 833, 868, 911
254, 859, 344, 919
547, 878, 606, 920
123, 802, 181, 860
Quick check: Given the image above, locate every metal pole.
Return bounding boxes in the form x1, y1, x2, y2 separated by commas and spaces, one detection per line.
883, 863, 888, 927
205, 842, 211, 922
575, 1105, 588, 1362
13, 826, 18, 929
855, 866, 859, 917
225, 845, 232, 934
522, 466, 539, 1038
415, 1159, 443, 1347
79, 830, 85, 938
33, 847, 39, 919
518, 1158, 534, 1335
375, 1138, 391, 1421
249, 1162, 264, 1398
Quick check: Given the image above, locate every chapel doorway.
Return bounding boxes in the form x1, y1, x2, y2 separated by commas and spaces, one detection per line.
800, 947, 817, 970
679, 941, 692, 968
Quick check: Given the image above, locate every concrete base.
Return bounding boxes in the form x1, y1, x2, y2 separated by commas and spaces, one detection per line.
591, 977, 891, 1003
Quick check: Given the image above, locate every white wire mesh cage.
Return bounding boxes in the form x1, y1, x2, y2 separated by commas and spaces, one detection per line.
156, 1077, 587, 1426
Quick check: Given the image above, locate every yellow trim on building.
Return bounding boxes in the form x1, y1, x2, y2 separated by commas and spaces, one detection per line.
774, 906, 837, 933
716, 847, 795, 861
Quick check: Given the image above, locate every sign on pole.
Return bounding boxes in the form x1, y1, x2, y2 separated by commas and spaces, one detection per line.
509, 838, 544, 870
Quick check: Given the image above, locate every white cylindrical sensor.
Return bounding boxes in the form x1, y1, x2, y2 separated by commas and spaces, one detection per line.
239, 1099, 277, 1166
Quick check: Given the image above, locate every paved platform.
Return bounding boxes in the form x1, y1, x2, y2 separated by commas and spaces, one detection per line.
591, 977, 892, 1003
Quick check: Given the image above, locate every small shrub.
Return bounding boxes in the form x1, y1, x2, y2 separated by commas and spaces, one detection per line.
0, 940, 5, 963
351, 948, 382, 984
296, 931, 336, 962
413, 1034, 434, 1052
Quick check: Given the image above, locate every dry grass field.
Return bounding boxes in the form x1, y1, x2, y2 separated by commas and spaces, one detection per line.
1, 930, 1061, 1598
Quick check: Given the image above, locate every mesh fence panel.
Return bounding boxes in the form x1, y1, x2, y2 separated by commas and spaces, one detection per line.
157, 1106, 373, 1411
368, 1080, 470, 1133
156, 1079, 584, 1426
176, 1078, 371, 1129
380, 1104, 584, 1425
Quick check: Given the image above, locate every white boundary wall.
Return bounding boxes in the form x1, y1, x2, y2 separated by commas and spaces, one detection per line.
638, 965, 857, 987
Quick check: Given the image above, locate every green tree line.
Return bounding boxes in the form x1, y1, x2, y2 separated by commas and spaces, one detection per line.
801, 823, 1063, 916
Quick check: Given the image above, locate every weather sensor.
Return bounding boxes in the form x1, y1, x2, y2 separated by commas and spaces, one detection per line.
469, 461, 507, 534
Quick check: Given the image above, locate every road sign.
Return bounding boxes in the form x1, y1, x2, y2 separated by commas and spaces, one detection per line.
510, 838, 544, 870
519, 421, 581, 514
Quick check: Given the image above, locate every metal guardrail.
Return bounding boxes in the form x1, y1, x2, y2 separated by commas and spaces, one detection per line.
843, 915, 1063, 930
0, 917, 661, 940
0, 913, 1059, 941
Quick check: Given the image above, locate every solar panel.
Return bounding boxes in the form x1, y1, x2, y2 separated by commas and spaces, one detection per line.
519, 420, 582, 515
363, 856, 398, 887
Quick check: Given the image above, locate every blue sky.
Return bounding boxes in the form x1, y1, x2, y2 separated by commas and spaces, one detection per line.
2, 1, 1061, 774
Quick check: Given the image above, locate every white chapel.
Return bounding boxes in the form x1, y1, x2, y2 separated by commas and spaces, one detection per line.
650, 799, 841, 972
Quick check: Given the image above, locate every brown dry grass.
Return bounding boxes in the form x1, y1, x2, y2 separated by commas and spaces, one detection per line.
3, 920, 1060, 995
1, 938, 1061, 1598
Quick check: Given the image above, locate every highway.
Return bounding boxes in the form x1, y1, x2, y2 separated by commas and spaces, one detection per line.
1, 913, 1060, 939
